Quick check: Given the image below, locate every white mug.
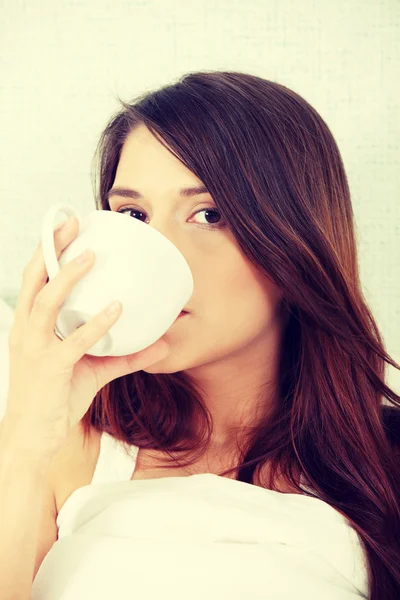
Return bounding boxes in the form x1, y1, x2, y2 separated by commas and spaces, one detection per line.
41, 203, 194, 357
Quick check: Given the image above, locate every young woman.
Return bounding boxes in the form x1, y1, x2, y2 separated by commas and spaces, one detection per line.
1, 71, 399, 599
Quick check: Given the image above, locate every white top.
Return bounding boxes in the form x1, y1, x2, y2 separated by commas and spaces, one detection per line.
31, 431, 369, 599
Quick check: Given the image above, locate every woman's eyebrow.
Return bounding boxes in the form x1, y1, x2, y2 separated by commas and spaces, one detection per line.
106, 185, 209, 202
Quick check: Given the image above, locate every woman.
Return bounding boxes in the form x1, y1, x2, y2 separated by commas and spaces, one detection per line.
7, 70, 400, 598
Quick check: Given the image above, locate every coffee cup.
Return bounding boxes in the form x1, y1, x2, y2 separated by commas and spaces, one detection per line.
41, 203, 193, 357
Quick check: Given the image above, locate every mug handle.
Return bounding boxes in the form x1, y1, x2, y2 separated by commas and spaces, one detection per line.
41, 203, 82, 281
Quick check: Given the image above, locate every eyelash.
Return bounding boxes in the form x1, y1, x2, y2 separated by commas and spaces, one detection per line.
116, 206, 226, 230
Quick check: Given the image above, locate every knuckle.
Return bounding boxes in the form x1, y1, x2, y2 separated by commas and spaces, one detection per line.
21, 335, 46, 358
32, 291, 52, 313
20, 346, 39, 364
70, 323, 88, 346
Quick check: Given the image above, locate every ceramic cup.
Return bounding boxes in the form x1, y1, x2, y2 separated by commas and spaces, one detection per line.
41, 203, 193, 357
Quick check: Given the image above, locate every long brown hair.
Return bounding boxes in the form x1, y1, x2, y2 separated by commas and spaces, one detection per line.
81, 70, 400, 598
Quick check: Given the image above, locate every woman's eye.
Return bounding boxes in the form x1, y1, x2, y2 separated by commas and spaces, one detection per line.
192, 208, 225, 228
117, 207, 147, 222
116, 206, 226, 230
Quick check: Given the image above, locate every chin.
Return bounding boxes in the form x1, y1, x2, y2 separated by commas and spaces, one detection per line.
141, 355, 182, 375
142, 366, 183, 375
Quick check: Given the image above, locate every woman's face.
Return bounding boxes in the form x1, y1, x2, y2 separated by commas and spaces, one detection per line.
108, 124, 285, 377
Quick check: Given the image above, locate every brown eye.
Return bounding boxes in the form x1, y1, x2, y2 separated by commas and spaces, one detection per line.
191, 208, 225, 228
117, 206, 226, 231
117, 207, 147, 222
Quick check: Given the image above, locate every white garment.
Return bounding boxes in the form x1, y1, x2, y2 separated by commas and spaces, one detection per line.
31, 431, 369, 599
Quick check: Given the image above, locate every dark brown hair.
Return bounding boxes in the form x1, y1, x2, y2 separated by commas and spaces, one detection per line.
81, 70, 400, 598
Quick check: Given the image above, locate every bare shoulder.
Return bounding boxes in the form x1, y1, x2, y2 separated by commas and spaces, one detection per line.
49, 421, 102, 514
